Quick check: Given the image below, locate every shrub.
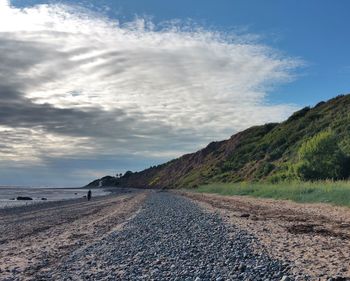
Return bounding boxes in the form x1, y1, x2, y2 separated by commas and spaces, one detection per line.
255, 163, 275, 179
287, 106, 310, 122
294, 131, 347, 180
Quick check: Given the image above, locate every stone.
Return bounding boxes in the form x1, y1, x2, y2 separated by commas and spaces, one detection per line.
240, 213, 250, 218
16, 196, 33, 200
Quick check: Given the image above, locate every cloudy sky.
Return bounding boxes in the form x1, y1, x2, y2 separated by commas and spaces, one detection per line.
1, 0, 349, 186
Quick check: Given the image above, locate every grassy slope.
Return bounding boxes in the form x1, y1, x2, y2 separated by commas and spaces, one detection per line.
88, 94, 350, 188
195, 181, 350, 207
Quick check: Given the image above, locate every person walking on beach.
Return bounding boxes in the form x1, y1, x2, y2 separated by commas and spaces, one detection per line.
87, 190, 92, 201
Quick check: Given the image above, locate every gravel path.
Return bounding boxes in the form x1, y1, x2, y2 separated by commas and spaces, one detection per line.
39, 192, 295, 281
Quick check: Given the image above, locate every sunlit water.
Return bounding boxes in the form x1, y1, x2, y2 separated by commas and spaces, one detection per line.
0, 187, 110, 209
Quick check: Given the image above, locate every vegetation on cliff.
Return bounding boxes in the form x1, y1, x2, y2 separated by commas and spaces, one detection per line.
87, 94, 350, 188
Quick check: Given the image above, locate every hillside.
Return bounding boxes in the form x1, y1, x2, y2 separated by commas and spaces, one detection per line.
87, 94, 350, 188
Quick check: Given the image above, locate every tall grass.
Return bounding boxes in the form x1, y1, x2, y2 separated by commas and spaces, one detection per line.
194, 181, 350, 207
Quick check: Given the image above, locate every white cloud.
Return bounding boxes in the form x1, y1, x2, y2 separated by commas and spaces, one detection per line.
0, 126, 93, 165
0, 1, 301, 178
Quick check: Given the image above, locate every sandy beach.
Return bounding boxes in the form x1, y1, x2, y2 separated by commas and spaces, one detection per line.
1, 189, 350, 280
181, 191, 350, 280
0, 188, 147, 281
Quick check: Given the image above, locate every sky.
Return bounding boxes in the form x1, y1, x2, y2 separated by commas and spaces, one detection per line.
0, 0, 349, 186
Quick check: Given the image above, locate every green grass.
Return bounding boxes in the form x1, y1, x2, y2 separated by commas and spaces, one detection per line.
193, 181, 350, 207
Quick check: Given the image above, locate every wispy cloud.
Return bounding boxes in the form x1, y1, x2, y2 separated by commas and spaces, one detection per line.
0, 1, 302, 185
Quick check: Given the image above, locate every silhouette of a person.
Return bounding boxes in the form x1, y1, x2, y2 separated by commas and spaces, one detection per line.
87, 190, 92, 201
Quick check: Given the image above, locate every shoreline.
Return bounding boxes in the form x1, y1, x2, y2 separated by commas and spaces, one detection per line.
0, 187, 112, 210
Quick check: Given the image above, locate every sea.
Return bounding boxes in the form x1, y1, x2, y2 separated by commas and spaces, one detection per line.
0, 186, 110, 209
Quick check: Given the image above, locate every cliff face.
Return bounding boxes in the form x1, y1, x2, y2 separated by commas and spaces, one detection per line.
87, 94, 350, 188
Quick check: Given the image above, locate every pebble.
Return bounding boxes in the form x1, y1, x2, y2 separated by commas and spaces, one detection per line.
35, 192, 305, 280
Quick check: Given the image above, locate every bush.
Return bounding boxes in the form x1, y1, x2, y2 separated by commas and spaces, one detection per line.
287, 106, 310, 122
294, 131, 347, 180
255, 163, 275, 178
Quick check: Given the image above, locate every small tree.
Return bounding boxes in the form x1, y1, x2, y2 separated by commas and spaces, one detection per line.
295, 131, 346, 180
124, 171, 133, 177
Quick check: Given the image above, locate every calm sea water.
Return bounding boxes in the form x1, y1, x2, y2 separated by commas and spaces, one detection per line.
0, 187, 110, 209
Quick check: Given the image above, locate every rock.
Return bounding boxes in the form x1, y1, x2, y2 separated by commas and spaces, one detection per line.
239, 263, 246, 272
240, 213, 250, 218
280, 276, 291, 281
16, 196, 33, 200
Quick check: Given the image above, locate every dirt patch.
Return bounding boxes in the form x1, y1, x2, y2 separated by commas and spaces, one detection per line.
286, 223, 350, 240
180, 191, 350, 281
